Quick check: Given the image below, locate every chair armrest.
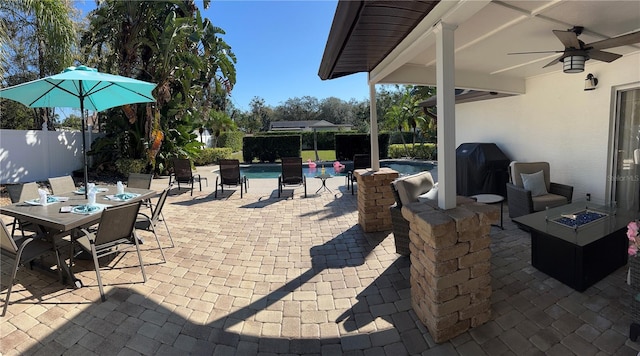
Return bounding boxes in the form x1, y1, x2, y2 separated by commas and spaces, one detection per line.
506, 182, 534, 218
549, 182, 573, 203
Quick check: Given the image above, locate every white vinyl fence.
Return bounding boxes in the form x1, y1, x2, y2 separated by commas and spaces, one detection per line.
0, 129, 102, 184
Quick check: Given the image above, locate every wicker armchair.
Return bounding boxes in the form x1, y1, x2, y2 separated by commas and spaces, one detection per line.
389, 172, 437, 256
506, 161, 573, 218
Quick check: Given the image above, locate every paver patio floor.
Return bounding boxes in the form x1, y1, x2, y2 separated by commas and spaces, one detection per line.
1, 169, 640, 355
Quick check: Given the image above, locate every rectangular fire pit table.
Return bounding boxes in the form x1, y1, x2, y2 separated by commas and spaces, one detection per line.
513, 201, 631, 292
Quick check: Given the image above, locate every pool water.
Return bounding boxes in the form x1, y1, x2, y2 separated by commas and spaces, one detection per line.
226, 160, 435, 179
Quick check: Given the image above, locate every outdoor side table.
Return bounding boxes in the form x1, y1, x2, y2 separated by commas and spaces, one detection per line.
470, 194, 504, 229
315, 174, 333, 194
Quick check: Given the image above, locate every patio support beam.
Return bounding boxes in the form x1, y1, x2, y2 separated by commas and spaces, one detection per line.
435, 21, 457, 210
368, 81, 380, 171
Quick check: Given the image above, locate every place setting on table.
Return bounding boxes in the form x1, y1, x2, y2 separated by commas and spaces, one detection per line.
1, 180, 157, 288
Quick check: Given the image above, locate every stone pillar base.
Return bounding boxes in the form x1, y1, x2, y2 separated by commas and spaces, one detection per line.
355, 168, 399, 232
402, 198, 498, 343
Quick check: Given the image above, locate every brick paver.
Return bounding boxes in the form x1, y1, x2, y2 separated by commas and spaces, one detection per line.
1, 167, 640, 355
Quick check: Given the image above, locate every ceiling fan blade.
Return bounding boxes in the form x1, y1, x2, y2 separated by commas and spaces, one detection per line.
588, 50, 623, 62
588, 31, 640, 50
553, 30, 581, 49
508, 50, 564, 55
542, 55, 564, 68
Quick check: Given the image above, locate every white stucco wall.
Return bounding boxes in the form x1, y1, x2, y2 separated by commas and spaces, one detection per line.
0, 130, 100, 184
456, 53, 640, 203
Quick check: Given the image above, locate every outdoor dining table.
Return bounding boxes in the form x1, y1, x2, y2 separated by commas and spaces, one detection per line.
0, 186, 156, 288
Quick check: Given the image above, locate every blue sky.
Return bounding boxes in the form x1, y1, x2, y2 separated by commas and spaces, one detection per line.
76, 1, 371, 111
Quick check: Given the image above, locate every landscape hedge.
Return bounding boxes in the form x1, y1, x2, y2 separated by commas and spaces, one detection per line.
217, 131, 244, 152
243, 135, 302, 162
334, 133, 390, 161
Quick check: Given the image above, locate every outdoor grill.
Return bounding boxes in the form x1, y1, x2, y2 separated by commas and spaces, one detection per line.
456, 142, 510, 197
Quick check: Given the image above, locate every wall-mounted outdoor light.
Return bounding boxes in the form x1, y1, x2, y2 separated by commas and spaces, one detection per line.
584, 73, 598, 91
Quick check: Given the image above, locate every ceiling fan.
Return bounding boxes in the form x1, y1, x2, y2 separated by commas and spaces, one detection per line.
509, 26, 640, 73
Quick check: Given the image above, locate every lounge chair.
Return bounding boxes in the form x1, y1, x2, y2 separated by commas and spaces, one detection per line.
73, 201, 146, 301
1, 221, 60, 316
169, 158, 207, 196
215, 159, 248, 198
48, 176, 76, 195
506, 161, 573, 218
278, 157, 307, 198
347, 154, 370, 195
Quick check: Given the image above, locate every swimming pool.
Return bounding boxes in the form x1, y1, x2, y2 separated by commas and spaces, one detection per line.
219, 160, 436, 179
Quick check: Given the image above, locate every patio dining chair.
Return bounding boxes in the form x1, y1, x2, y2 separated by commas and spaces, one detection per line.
215, 159, 248, 198
127, 172, 153, 211
48, 175, 76, 195
135, 187, 174, 260
1, 221, 60, 316
347, 154, 370, 195
6, 182, 40, 238
278, 157, 307, 198
73, 201, 146, 301
169, 158, 207, 196
127, 173, 153, 189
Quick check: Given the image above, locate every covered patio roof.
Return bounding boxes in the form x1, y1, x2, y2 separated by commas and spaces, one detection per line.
320, 0, 640, 92
319, 0, 640, 209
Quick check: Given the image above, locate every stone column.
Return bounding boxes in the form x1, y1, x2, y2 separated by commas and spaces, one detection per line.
402, 199, 498, 343
354, 168, 399, 232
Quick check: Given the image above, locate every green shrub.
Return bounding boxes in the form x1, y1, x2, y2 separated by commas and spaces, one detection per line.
193, 147, 233, 165
334, 133, 390, 161
115, 158, 147, 175
218, 131, 244, 152
388, 143, 437, 160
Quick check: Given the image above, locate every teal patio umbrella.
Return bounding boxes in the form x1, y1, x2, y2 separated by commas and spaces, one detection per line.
0, 65, 156, 196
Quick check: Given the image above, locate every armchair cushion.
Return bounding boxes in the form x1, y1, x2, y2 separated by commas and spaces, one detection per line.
393, 172, 435, 206
520, 170, 548, 197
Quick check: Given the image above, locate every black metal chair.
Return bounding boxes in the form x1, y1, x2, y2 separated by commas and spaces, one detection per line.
73, 201, 146, 301
278, 157, 307, 198
347, 154, 370, 195
215, 159, 248, 198
1, 222, 59, 316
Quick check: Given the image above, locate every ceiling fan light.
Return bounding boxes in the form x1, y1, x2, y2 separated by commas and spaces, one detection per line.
562, 55, 586, 73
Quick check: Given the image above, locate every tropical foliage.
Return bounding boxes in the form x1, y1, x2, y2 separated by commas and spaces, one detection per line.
80, 0, 236, 174
0, 0, 78, 129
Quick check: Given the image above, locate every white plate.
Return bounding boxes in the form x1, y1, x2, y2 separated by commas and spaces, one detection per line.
74, 187, 109, 195
25, 197, 62, 206
71, 203, 108, 215
104, 193, 140, 201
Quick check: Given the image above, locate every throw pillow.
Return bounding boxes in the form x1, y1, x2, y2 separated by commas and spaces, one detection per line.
521, 170, 548, 197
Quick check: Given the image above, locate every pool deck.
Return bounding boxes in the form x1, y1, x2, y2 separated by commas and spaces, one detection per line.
0, 164, 638, 355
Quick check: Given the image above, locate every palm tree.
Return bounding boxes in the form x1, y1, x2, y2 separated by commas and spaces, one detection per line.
1, 0, 77, 129
208, 110, 236, 148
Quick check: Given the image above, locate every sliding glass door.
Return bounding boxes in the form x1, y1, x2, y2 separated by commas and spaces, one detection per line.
613, 88, 640, 212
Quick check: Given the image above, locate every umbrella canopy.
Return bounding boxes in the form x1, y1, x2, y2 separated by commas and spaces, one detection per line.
0, 65, 157, 196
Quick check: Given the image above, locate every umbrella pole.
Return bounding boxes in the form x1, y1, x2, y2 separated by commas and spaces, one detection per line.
80, 94, 89, 199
